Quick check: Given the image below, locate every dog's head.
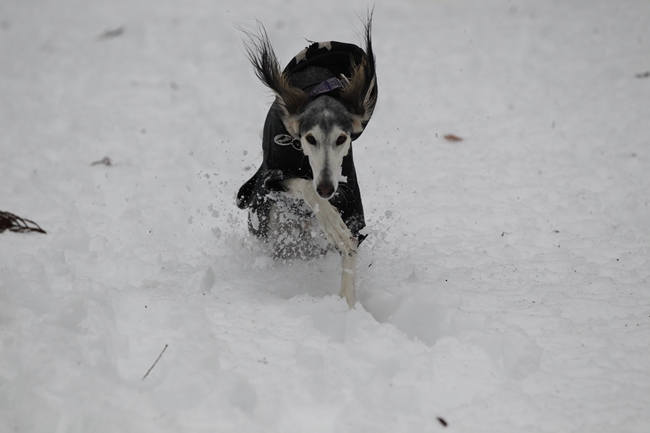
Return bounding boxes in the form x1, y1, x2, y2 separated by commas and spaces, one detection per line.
294, 96, 358, 198
242, 17, 377, 199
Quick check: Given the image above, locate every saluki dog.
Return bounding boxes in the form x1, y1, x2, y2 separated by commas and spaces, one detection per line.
236, 16, 378, 308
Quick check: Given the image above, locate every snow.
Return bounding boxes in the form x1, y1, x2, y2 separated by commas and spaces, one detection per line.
1, 0, 649, 431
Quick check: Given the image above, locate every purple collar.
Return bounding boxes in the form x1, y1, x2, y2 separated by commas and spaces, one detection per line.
308, 77, 345, 97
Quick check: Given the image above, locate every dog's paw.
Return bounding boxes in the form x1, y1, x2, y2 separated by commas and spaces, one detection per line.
313, 203, 356, 255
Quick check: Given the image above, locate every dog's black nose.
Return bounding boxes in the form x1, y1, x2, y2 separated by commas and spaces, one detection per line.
316, 183, 335, 198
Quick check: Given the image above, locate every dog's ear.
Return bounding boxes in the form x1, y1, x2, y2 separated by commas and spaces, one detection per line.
340, 15, 378, 134
240, 23, 307, 137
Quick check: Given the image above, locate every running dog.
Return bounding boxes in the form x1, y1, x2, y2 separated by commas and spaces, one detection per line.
236, 17, 378, 308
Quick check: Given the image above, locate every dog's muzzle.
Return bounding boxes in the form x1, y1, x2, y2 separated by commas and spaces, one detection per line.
316, 182, 335, 199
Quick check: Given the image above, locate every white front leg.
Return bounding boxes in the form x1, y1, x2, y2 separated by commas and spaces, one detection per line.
282, 178, 357, 256
340, 241, 358, 308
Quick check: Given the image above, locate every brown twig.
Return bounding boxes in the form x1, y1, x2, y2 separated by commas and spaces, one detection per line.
443, 134, 463, 142
0, 211, 47, 234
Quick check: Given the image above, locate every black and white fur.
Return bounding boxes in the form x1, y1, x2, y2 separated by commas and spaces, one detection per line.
241, 18, 377, 307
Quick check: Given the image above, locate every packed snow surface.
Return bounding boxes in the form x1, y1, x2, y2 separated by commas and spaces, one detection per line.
1, 0, 649, 431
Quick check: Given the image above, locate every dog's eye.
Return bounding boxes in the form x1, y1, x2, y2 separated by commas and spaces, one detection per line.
305, 135, 317, 146
336, 135, 347, 146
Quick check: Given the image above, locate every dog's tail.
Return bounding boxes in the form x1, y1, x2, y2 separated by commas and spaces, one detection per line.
240, 23, 308, 119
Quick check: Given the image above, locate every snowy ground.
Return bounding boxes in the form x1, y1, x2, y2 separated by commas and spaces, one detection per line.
1, 0, 649, 431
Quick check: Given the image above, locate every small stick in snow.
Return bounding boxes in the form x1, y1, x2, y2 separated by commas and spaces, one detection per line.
97, 26, 125, 40
443, 134, 463, 142
142, 344, 168, 380
91, 156, 113, 166
437, 417, 448, 427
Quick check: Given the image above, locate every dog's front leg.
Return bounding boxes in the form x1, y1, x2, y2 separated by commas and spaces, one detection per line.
283, 178, 358, 308
340, 241, 358, 308
282, 178, 357, 256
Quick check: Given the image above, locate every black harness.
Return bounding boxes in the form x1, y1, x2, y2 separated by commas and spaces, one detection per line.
236, 41, 374, 243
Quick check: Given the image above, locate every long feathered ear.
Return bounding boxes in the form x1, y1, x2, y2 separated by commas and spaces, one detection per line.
240, 23, 307, 137
340, 13, 378, 134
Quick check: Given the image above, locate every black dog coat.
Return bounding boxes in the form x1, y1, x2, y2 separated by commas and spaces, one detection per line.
236, 41, 374, 243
